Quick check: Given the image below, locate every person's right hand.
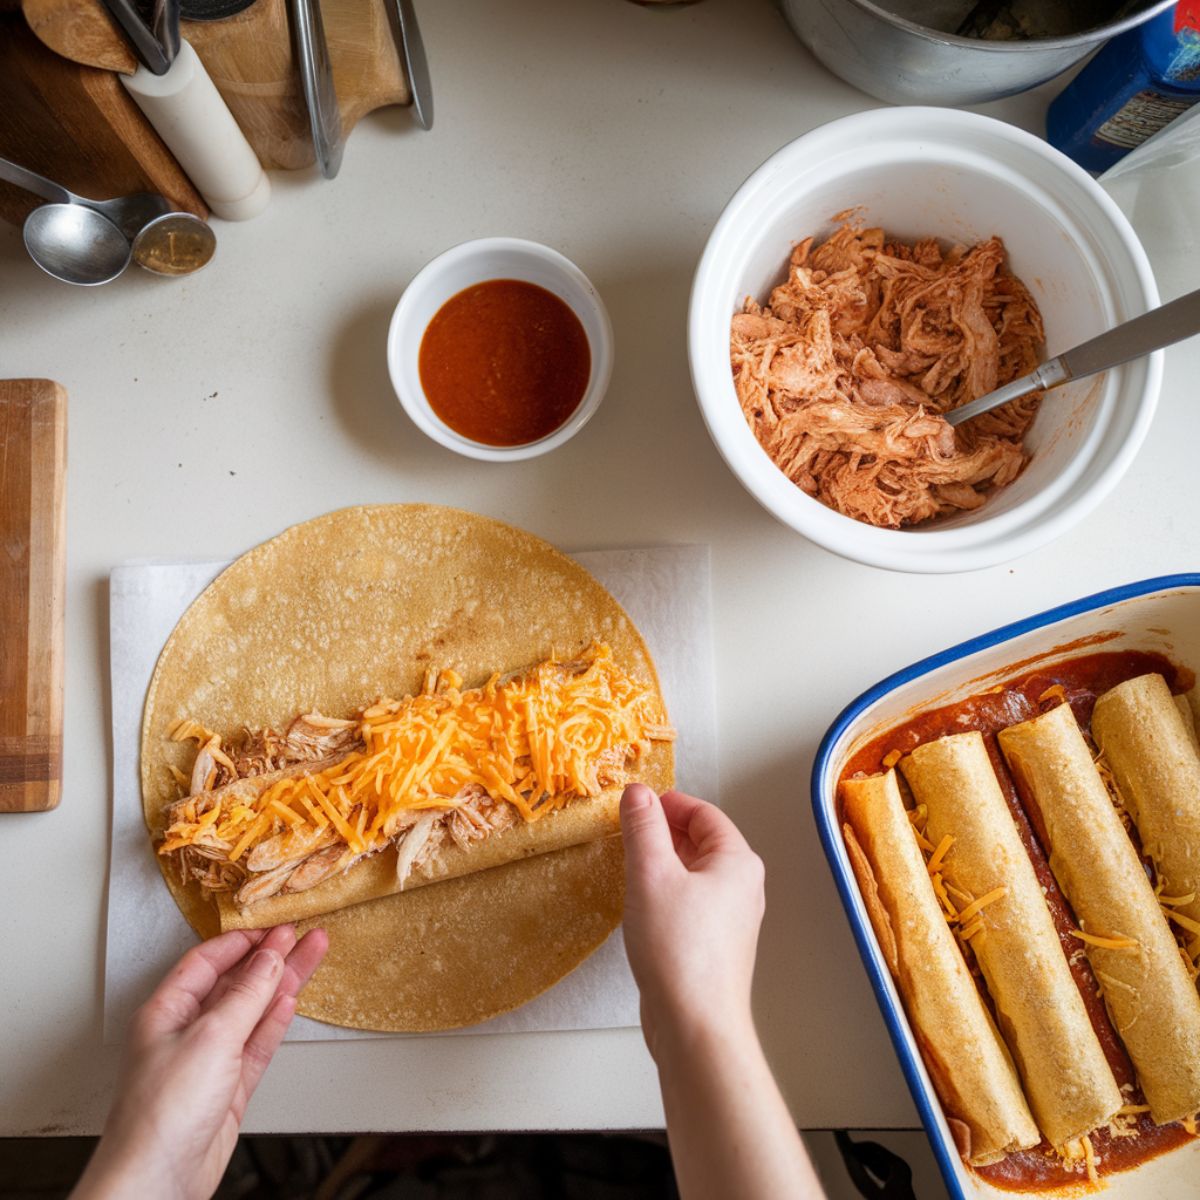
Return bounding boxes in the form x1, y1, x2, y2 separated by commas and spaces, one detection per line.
620, 784, 766, 1060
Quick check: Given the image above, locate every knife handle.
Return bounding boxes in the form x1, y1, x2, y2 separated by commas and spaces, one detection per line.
122, 40, 270, 221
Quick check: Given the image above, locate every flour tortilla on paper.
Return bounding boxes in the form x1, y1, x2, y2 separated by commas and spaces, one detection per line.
141, 504, 674, 1032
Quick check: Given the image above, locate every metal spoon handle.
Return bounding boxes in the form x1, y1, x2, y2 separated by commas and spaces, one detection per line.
0, 156, 75, 207
947, 286, 1200, 427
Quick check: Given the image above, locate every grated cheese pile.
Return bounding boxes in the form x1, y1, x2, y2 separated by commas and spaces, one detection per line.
907, 803, 1006, 946
159, 642, 671, 864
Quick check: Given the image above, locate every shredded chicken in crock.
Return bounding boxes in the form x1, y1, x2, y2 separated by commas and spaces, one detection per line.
730, 225, 1045, 528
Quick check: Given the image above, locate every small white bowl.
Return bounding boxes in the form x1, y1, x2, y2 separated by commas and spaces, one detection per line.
688, 107, 1161, 574
387, 237, 614, 461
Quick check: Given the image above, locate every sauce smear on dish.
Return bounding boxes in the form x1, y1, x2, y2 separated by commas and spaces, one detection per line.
419, 279, 590, 446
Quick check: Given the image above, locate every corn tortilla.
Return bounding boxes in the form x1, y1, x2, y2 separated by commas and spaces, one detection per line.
141, 504, 673, 1031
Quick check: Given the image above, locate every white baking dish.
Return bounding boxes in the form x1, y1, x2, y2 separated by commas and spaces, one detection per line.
812, 574, 1200, 1198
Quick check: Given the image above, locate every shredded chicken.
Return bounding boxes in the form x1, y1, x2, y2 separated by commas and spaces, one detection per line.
163, 649, 672, 904
731, 224, 1045, 528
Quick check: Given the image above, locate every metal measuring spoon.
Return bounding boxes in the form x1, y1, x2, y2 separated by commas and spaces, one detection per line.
133, 212, 217, 275
22, 203, 131, 286
0, 154, 215, 282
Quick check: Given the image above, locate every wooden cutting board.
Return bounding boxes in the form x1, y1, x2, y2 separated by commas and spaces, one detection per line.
0, 16, 206, 224
0, 380, 67, 813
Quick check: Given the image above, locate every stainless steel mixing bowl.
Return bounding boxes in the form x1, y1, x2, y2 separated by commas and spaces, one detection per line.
781, 0, 1175, 106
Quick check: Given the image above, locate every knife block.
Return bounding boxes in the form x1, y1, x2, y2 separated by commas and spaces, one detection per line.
0, 16, 206, 223
185, 0, 411, 170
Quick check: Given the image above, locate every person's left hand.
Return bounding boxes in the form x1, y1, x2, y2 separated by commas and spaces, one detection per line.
73, 924, 328, 1200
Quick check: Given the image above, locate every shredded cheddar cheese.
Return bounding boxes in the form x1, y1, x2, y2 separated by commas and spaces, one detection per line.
1070, 929, 1140, 951
908, 819, 1005, 948
955, 887, 1007, 926
912, 829, 937, 855
1166, 909, 1200, 938
1081, 1134, 1099, 1185
932, 873, 959, 919
926, 834, 954, 875
159, 642, 671, 864
1151, 881, 1200, 977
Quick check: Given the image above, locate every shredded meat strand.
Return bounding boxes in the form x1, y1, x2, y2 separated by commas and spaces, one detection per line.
731, 225, 1045, 528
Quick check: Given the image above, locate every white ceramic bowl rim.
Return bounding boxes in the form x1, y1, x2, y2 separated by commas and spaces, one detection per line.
387, 236, 614, 463
688, 107, 1162, 573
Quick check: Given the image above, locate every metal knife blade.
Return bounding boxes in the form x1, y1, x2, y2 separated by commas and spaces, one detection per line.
290, 0, 344, 179
394, 0, 433, 130
101, 0, 172, 74
153, 0, 182, 66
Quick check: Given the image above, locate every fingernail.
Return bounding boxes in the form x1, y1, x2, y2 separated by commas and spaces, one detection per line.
622, 783, 653, 811
248, 949, 282, 979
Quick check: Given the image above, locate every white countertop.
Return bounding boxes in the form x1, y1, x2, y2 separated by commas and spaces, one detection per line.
2, 0, 1197, 1139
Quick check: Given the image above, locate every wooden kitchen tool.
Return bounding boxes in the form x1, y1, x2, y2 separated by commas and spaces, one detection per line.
22, 0, 411, 171
0, 381, 66, 814
0, 17, 205, 225
22, 0, 135, 71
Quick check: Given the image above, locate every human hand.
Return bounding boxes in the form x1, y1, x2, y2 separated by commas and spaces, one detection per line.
73, 924, 328, 1200
620, 785, 765, 1061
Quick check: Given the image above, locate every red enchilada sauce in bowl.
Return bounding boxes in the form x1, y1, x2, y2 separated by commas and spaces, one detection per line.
418, 279, 591, 447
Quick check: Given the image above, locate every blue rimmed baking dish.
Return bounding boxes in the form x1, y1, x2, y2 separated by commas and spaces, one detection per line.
811, 574, 1200, 1199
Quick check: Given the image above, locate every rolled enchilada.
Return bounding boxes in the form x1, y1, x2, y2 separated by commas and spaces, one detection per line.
841, 771, 1040, 1164
1174, 693, 1200, 754
155, 643, 674, 932
999, 702, 1200, 1125
900, 732, 1123, 1148
1092, 673, 1200, 933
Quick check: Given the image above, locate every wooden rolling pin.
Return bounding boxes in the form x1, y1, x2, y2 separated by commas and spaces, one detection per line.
0, 380, 66, 814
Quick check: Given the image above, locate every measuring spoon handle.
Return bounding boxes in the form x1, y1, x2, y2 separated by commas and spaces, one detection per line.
0, 157, 75, 206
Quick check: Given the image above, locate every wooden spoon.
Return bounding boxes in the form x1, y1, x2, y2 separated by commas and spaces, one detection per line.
22, 0, 137, 73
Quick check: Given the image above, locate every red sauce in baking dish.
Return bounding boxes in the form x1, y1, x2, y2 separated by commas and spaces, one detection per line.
840, 650, 1198, 1191
418, 279, 591, 447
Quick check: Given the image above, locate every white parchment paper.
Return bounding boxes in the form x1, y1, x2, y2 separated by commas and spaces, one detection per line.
106, 546, 717, 1044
